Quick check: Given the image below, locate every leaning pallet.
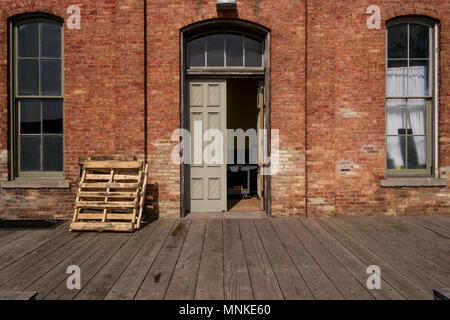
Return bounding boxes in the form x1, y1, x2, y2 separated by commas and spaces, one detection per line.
70, 160, 149, 232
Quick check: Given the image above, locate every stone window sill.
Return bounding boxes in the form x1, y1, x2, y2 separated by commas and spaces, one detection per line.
380, 177, 447, 188
1, 179, 71, 189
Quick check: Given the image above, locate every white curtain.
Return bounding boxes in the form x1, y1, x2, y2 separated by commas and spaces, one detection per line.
386, 66, 428, 169
387, 66, 428, 97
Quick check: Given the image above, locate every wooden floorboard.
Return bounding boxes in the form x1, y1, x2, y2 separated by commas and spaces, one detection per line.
104, 219, 175, 300
165, 219, 206, 300
135, 220, 190, 300
286, 217, 373, 300
1, 232, 97, 294
301, 218, 404, 300
403, 216, 450, 239
0, 229, 79, 286
239, 219, 283, 299
270, 218, 343, 300
331, 218, 440, 297
27, 233, 117, 299
45, 233, 132, 300
354, 217, 450, 279
195, 219, 224, 300
0, 222, 69, 271
0, 230, 28, 247
0, 216, 447, 300
366, 216, 450, 267
392, 217, 450, 255
254, 219, 313, 299
74, 220, 160, 300
222, 219, 253, 300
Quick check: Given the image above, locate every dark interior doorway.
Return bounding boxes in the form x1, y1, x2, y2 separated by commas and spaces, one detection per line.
226, 79, 262, 212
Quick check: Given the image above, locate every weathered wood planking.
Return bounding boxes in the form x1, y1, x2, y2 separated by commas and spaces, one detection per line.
351, 217, 450, 284
0, 222, 69, 271
318, 218, 431, 300
165, 219, 206, 300
83, 161, 142, 169
135, 220, 191, 300
254, 219, 313, 299
0, 291, 37, 300
239, 219, 283, 300
104, 219, 175, 300
75, 220, 160, 300
195, 219, 225, 300
0, 230, 79, 286
286, 217, 374, 300
301, 218, 404, 300
331, 218, 442, 296
366, 216, 450, 267
26, 233, 117, 299
403, 216, 450, 239
45, 233, 132, 300
223, 219, 253, 300
1, 232, 97, 293
270, 218, 343, 300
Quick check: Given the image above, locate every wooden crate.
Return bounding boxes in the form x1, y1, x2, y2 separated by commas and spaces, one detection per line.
70, 159, 149, 232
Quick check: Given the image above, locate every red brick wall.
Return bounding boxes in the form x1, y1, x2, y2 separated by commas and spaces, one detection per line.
0, 0, 146, 219
0, 0, 448, 219
306, 0, 449, 216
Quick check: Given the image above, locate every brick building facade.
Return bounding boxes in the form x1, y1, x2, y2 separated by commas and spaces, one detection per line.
0, 0, 448, 219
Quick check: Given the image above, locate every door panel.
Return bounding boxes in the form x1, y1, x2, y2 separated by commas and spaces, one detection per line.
257, 82, 265, 210
188, 81, 227, 212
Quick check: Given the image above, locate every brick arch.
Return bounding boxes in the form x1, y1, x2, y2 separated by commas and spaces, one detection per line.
180, 18, 270, 37
2, 1, 64, 21
384, 7, 440, 24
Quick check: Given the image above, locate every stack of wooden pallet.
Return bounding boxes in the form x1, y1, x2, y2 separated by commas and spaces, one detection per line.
70, 159, 149, 232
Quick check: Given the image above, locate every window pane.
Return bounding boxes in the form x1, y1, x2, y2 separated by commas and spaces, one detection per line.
20, 136, 41, 171
18, 23, 38, 57
226, 34, 243, 67
18, 59, 39, 95
407, 99, 427, 135
388, 24, 407, 58
245, 37, 262, 67
20, 99, 41, 134
386, 136, 406, 169
207, 34, 224, 67
43, 136, 63, 171
386, 99, 406, 135
386, 60, 407, 97
407, 136, 426, 169
41, 60, 61, 96
410, 24, 429, 58
43, 99, 63, 133
188, 37, 205, 67
41, 22, 61, 58
408, 60, 429, 96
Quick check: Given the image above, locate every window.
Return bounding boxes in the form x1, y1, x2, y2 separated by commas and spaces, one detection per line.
187, 33, 263, 68
11, 17, 64, 177
386, 18, 436, 175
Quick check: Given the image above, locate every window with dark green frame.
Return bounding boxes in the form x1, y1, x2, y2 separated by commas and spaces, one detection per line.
386, 18, 436, 175
12, 18, 64, 177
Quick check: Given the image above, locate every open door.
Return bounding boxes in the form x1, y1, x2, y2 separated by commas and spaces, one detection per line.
257, 82, 265, 211
187, 81, 227, 212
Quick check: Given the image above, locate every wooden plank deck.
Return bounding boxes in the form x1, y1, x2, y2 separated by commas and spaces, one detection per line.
0, 216, 449, 300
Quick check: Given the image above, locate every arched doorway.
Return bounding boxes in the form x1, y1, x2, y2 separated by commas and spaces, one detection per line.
180, 19, 271, 217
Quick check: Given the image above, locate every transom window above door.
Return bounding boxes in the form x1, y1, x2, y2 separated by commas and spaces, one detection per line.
187, 33, 263, 68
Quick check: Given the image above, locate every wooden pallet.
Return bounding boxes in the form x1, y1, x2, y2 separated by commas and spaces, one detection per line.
70, 160, 149, 232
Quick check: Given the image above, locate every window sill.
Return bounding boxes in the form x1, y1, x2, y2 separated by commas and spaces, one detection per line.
380, 177, 447, 188
1, 179, 71, 189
